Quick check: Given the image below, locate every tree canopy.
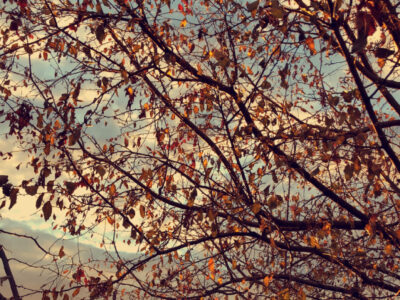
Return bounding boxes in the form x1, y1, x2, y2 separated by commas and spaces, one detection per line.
1, 0, 400, 299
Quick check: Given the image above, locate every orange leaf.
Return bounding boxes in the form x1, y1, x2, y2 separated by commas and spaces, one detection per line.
127, 86, 134, 96
305, 37, 317, 55
109, 183, 116, 196
263, 275, 272, 287
208, 257, 215, 273
107, 216, 114, 225
203, 159, 208, 168
72, 288, 80, 297
180, 19, 187, 27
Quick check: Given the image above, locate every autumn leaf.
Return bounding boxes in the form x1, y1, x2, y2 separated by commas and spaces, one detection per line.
0, 175, 8, 187
59, 246, 65, 258
72, 288, 80, 297
208, 257, 215, 280
180, 19, 187, 27
25, 185, 38, 196
36, 193, 44, 209
42, 201, 52, 221
203, 159, 208, 168
109, 183, 116, 196
305, 37, 317, 55
374, 48, 395, 58
140, 205, 145, 218
95, 24, 106, 43
65, 182, 76, 195
9, 188, 18, 210
263, 275, 272, 287
246, 0, 259, 12
96, 165, 106, 177
252, 202, 261, 214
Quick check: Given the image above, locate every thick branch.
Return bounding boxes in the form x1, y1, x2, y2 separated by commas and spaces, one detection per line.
0, 245, 21, 300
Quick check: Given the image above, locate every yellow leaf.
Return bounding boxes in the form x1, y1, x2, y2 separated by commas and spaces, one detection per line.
217, 277, 222, 285
310, 236, 320, 248
180, 19, 187, 27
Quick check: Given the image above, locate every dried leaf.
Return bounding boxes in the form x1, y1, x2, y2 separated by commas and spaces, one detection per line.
305, 37, 317, 55
36, 193, 44, 209
95, 24, 106, 43
9, 188, 18, 210
0, 175, 8, 187
96, 165, 106, 177
252, 202, 261, 214
59, 246, 65, 258
109, 184, 116, 196
203, 159, 208, 168
65, 182, 76, 195
263, 275, 272, 287
72, 288, 80, 297
180, 19, 187, 27
140, 205, 145, 218
208, 257, 215, 274
374, 47, 395, 58
270, 6, 285, 18
246, 0, 259, 12
25, 185, 38, 196
43, 201, 52, 221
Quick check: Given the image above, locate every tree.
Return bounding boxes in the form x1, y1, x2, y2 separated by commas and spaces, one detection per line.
0, 0, 400, 298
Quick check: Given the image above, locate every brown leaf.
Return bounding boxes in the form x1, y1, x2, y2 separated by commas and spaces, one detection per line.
43, 201, 52, 221
96, 165, 106, 177
0, 175, 8, 187
36, 193, 44, 209
9, 188, 18, 210
25, 185, 38, 196
374, 48, 395, 58
65, 182, 76, 195
139, 205, 145, 218
95, 25, 106, 43
59, 246, 65, 258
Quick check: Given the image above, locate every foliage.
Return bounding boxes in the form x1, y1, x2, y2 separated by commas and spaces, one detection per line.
1, 0, 400, 299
